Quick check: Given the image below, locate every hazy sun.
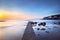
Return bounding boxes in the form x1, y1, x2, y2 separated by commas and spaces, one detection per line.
0, 10, 10, 20
0, 13, 3, 18
0, 11, 5, 20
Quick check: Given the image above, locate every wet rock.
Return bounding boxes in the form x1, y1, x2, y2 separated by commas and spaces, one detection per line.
38, 24, 41, 26
41, 28, 46, 30
37, 28, 40, 30
30, 22, 37, 26
30, 22, 34, 24
38, 22, 46, 26
34, 22, 37, 24
30, 22, 37, 24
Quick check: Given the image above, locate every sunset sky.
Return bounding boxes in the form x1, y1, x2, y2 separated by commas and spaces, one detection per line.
0, 0, 60, 20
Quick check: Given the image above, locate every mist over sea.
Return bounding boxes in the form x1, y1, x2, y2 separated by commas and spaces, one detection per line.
0, 20, 28, 40
0, 19, 60, 40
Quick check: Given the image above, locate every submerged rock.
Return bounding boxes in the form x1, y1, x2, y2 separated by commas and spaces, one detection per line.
45, 31, 49, 33
41, 28, 46, 30
53, 26, 58, 28
54, 22, 60, 25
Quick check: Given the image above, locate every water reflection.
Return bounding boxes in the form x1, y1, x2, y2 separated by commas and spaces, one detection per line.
32, 20, 60, 40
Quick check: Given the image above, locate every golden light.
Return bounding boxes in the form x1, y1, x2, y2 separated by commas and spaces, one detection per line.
0, 10, 27, 20
0, 9, 42, 21
0, 13, 3, 18
0, 12, 5, 20
0, 10, 8, 20
0, 10, 33, 20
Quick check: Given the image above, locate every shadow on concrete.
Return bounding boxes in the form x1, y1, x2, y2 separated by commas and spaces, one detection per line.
22, 22, 37, 40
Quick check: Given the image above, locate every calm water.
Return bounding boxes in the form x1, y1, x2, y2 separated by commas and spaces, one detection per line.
0, 20, 28, 40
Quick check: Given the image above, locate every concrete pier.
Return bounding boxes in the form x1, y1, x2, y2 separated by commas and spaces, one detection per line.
22, 22, 36, 40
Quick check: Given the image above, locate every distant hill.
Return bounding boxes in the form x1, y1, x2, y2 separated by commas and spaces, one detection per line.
43, 14, 60, 20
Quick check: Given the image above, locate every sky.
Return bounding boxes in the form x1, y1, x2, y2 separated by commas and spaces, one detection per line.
0, 0, 60, 20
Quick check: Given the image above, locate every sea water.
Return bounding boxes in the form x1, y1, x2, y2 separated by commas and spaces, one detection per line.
32, 19, 60, 39
0, 20, 28, 40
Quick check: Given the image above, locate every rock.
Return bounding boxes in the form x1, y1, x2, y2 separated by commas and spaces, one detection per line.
38, 22, 46, 26
37, 28, 40, 30
41, 28, 46, 30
